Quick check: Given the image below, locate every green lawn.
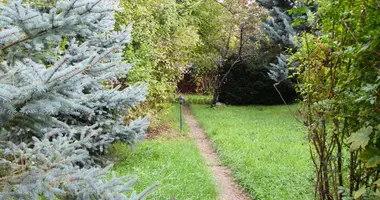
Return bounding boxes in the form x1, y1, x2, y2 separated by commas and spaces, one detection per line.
112, 104, 217, 199
183, 94, 213, 105
161, 104, 190, 135
191, 104, 314, 200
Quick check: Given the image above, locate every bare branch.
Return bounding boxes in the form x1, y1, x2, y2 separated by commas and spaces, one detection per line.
212, 0, 237, 14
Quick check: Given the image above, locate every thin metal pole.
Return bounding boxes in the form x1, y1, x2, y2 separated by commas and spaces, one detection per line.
180, 102, 183, 133
179, 95, 184, 133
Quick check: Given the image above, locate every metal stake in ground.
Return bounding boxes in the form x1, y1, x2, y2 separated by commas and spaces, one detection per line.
179, 95, 184, 133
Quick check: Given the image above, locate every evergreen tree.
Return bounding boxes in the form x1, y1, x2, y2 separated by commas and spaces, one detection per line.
259, 0, 297, 48
257, 0, 312, 83
257, 0, 296, 83
267, 53, 289, 83
0, 0, 154, 198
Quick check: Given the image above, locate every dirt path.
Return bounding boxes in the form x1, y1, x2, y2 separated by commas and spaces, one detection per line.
183, 106, 251, 200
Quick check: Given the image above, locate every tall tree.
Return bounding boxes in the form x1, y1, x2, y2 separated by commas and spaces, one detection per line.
0, 0, 155, 198
116, 0, 201, 116
257, 0, 313, 83
208, 0, 264, 104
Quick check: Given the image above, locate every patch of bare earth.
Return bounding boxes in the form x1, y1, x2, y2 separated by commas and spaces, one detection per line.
146, 124, 186, 141
145, 125, 171, 140
184, 106, 251, 200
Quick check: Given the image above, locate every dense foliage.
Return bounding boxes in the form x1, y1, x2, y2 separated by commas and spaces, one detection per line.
1, 0, 379, 199
218, 58, 297, 105
205, 0, 266, 104
0, 0, 154, 198
184, 0, 227, 95
293, 0, 380, 199
116, 0, 201, 116
116, 0, 229, 117
214, 0, 301, 105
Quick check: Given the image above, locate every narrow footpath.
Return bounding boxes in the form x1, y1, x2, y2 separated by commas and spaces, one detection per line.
183, 106, 251, 200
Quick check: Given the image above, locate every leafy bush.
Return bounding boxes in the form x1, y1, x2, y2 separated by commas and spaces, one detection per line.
116, 0, 202, 118
218, 58, 297, 105
293, 0, 380, 199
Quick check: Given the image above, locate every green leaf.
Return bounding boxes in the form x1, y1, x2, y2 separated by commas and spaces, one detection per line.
348, 126, 373, 151
362, 84, 376, 92
354, 186, 366, 199
360, 146, 380, 162
374, 179, 380, 186
359, 41, 373, 53
321, 35, 329, 43
367, 155, 380, 168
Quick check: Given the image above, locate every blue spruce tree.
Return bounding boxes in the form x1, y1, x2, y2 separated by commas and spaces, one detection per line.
259, 0, 297, 48
257, 0, 297, 83
0, 0, 155, 198
258, 0, 313, 83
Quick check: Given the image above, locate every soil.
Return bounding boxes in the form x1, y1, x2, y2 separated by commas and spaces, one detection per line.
145, 125, 171, 140
183, 106, 251, 200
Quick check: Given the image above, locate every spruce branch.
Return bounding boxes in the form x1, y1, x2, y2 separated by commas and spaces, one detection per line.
91, 48, 116, 66
25, 58, 43, 81
1, 34, 32, 50
46, 57, 68, 82
1, 26, 58, 51
1, 0, 116, 51
63, 0, 78, 18
0, 30, 19, 39
91, 64, 116, 73
63, 66, 89, 82
80, 0, 103, 15
53, 66, 81, 81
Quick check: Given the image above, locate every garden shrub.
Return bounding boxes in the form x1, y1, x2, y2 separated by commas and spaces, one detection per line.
218, 58, 297, 105
292, 0, 380, 199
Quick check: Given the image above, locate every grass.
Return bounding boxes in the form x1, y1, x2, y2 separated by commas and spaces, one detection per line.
183, 94, 213, 105
191, 104, 314, 200
161, 104, 190, 135
112, 104, 217, 199
113, 140, 217, 199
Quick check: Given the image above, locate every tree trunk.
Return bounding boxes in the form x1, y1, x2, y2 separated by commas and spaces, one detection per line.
212, 64, 223, 105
